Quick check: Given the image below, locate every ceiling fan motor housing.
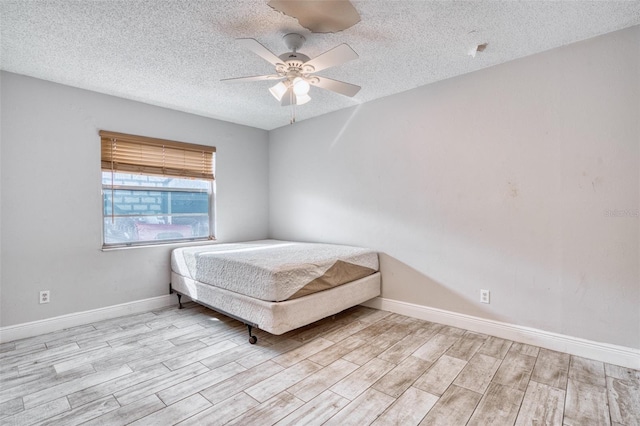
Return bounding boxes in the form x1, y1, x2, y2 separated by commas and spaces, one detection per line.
277, 33, 316, 76
278, 52, 310, 67
277, 52, 313, 77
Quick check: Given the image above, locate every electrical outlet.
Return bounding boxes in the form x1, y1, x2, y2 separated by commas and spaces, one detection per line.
480, 289, 490, 304
39, 290, 50, 304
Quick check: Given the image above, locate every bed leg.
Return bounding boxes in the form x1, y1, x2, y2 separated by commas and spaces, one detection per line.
247, 325, 258, 344
176, 293, 183, 309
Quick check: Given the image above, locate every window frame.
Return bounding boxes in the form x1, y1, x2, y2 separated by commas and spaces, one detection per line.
100, 130, 216, 248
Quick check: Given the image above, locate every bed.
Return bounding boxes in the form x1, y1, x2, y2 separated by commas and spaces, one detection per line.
170, 240, 381, 343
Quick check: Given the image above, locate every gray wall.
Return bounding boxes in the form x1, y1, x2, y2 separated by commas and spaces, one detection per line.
269, 27, 640, 349
0, 72, 270, 326
2, 27, 638, 350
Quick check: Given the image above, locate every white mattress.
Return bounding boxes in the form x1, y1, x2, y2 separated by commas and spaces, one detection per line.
171, 240, 379, 302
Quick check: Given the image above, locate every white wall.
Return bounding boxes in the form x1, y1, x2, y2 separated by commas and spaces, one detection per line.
0, 72, 269, 327
269, 27, 640, 349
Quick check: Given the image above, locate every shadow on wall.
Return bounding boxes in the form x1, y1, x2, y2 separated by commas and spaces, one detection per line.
378, 253, 505, 323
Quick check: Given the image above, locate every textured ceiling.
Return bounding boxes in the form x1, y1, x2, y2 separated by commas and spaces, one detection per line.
1, 1, 639, 130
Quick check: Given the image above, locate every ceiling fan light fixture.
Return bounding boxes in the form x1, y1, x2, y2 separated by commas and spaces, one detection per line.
269, 81, 288, 101
295, 93, 311, 105
292, 77, 310, 96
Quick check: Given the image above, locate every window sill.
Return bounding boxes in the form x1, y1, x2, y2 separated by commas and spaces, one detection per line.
101, 238, 217, 252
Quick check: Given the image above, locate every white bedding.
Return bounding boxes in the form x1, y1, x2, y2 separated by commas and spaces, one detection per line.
171, 240, 379, 301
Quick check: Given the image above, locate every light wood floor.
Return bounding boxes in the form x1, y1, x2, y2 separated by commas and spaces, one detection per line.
1, 303, 639, 425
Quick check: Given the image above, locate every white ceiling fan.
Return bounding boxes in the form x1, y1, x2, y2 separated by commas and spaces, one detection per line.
222, 33, 360, 106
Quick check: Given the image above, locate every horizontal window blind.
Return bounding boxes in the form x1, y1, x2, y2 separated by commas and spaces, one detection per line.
100, 130, 215, 180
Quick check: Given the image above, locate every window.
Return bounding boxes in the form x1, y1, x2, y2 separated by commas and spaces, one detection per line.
100, 130, 215, 247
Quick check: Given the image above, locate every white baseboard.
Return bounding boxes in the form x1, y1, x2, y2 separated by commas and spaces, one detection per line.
362, 297, 640, 370
0, 294, 178, 343
3, 294, 638, 369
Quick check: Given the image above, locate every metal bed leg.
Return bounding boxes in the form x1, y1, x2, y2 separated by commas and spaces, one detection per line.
169, 283, 183, 309
176, 293, 183, 309
247, 325, 258, 344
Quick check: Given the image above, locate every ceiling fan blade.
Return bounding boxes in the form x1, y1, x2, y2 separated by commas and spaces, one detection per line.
303, 44, 358, 73
221, 75, 283, 83
237, 38, 284, 67
312, 76, 361, 97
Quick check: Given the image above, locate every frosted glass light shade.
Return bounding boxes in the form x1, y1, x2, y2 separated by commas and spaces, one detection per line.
293, 77, 310, 96
269, 82, 288, 101
295, 93, 311, 105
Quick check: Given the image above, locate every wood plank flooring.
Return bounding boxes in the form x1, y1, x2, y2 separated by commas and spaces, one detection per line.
1, 303, 639, 425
